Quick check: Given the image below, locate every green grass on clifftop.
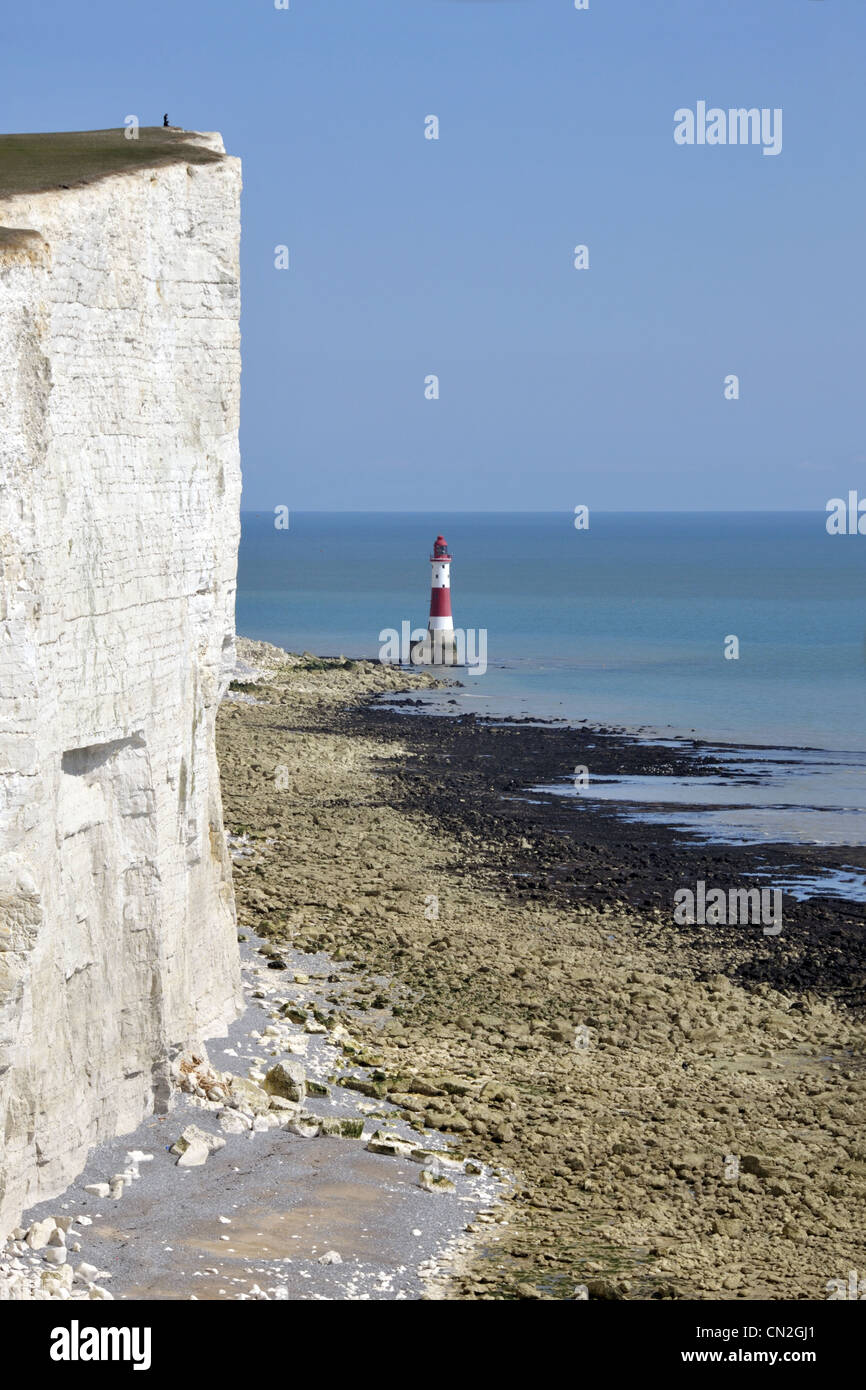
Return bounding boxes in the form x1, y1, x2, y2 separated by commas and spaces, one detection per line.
0, 128, 222, 199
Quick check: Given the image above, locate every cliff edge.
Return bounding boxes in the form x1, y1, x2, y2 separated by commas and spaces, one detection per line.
0, 128, 243, 1233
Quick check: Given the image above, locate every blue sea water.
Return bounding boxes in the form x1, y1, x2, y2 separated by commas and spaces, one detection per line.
236, 511, 866, 852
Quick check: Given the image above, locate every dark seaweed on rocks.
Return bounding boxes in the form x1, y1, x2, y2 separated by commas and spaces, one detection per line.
360, 701, 866, 1012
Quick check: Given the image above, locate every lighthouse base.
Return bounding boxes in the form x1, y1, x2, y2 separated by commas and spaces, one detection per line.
411, 629, 460, 667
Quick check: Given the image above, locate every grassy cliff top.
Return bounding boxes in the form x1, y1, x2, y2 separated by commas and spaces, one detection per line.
0, 128, 223, 200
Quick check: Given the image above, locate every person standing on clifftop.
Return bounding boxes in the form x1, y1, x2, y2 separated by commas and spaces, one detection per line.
163, 114, 169, 127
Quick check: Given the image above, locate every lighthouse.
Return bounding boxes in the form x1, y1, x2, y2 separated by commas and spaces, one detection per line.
427, 533, 456, 663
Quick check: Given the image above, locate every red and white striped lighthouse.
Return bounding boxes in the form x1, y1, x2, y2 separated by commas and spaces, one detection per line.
427, 534, 456, 661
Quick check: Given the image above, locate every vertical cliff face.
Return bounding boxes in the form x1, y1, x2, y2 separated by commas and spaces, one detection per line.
0, 132, 243, 1233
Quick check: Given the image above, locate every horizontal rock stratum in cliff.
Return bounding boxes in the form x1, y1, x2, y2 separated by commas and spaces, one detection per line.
0, 128, 243, 1233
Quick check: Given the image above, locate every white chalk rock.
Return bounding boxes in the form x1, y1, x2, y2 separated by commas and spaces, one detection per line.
26, 1219, 58, 1251
0, 136, 243, 1234
262, 1060, 306, 1103
285, 1117, 320, 1139
218, 1110, 250, 1135
176, 1139, 210, 1168
171, 1124, 227, 1157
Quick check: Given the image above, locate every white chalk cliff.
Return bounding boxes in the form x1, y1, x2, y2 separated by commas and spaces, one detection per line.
0, 131, 243, 1233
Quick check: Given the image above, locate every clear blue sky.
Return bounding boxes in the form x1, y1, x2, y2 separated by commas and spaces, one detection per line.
5, 0, 866, 510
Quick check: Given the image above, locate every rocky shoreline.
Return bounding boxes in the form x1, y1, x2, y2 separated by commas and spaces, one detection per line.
6, 639, 861, 1302
215, 640, 865, 1301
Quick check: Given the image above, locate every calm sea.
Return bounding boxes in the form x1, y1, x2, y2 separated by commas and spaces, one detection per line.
236, 512, 866, 855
